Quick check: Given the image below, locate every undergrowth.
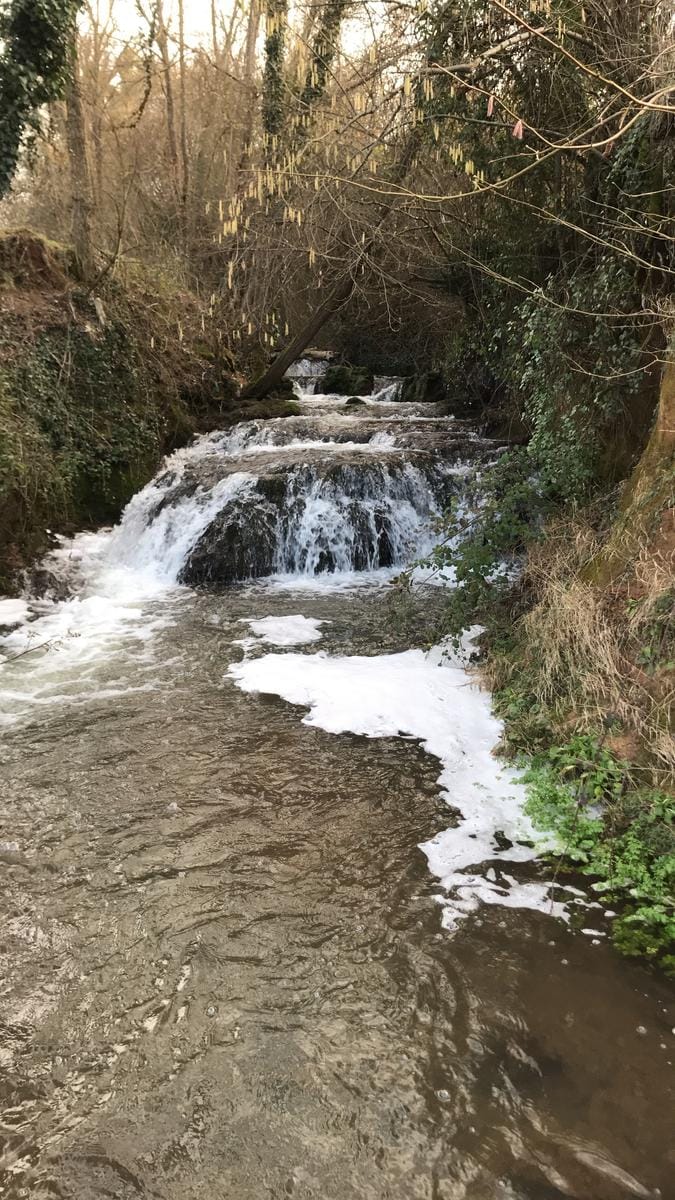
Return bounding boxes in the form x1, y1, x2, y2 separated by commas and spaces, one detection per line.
521, 735, 674, 971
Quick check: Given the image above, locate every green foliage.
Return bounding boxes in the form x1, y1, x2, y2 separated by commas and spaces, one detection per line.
262, 0, 287, 147
498, 261, 646, 497
0, 0, 81, 196
0, 300, 177, 578
411, 448, 552, 641
522, 736, 675, 968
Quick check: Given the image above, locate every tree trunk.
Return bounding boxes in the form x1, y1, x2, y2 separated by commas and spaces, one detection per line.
65, 37, 95, 281
211, 0, 219, 59
587, 351, 675, 585
156, 3, 181, 207
262, 0, 287, 164
240, 272, 356, 398
177, 0, 190, 234
236, 0, 261, 182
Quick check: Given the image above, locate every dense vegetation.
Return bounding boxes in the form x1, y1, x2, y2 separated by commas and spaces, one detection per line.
0, 0, 672, 961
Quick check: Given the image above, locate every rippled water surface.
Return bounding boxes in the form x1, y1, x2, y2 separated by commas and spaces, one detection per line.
0, 387, 673, 1199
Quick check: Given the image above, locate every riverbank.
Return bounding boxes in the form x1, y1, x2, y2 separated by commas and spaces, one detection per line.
413, 397, 674, 970
0, 230, 305, 591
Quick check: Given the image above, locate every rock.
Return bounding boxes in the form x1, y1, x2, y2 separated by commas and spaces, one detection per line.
400, 371, 446, 404
322, 364, 374, 395
345, 396, 366, 408
23, 567, 72, 602
180, 493, 278, 585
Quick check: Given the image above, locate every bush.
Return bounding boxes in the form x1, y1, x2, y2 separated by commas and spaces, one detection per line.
408, 448, 553, 642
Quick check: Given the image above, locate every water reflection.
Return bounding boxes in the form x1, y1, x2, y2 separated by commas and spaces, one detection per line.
0, 587, 672, 1199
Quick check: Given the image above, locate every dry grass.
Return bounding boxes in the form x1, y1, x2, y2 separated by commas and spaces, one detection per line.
506, 510, 674, 783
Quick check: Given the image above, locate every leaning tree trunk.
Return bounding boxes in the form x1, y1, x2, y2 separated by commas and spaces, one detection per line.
240, 127, 422, 400
65, 37, 95, 281
240, 272, 357, 398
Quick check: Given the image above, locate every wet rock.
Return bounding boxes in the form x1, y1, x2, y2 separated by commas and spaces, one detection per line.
178, 453, 452, 586
400, 371, 446, 404
22, 567, 72, 602
322, 364, 374, 395
180, 495, 277, 585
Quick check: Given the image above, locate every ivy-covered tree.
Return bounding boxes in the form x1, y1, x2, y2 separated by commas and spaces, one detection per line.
0, 0, 81, 197
262, 0, 287, 163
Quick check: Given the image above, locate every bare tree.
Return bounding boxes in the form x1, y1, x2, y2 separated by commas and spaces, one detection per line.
65, 34, 95, 280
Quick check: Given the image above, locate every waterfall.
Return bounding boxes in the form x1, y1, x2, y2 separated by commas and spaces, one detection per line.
0, 373, 497, 710
89, 379, 491, 588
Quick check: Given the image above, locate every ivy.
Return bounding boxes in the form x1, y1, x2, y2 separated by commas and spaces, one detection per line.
405, 448, 554, 643
0, 0, 81, 196
262, 0, 287, 153
499, 261, 646, 497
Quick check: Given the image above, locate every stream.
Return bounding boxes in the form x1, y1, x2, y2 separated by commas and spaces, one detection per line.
0, 371, 672, 1199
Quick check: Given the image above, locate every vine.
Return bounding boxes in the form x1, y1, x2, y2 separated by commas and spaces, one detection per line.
0, 0, 81, 196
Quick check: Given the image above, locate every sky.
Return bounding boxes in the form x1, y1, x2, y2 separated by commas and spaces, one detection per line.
84, 0, 217, 44
84, 0, 377, 56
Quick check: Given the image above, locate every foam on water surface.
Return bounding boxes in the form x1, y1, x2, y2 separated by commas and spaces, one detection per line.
239, 615, 326, 646
0, 599, 30, 627
228, 640, 569, 929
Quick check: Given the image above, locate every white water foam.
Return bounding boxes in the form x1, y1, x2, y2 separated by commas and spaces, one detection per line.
228, 640, 569, 929
239, 615, 326, 646
0, 599, 30, 628
0, 471, 255, 725
106, 471, 255, 584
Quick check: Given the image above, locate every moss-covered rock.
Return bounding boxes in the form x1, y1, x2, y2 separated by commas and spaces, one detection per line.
322, 364, 374, 395
400, 371, 446, 404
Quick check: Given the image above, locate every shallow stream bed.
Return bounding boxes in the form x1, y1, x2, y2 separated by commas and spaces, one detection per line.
0, 384, 672, 1199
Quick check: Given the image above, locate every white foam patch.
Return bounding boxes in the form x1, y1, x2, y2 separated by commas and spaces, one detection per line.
0, 599, 30, 627
240, 615, 326, 646
228, 643, 567, 929
234, 436, 402, 456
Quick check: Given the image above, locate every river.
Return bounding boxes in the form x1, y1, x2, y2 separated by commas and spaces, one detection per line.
0, 373, 672, 1199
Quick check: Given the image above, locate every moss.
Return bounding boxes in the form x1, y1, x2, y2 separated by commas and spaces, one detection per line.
587, 357, 675, 586
323, 364, 374, 395
0, 232, 242, 584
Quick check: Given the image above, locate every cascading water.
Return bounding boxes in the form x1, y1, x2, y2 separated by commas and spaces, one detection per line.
98, 383, 490, 589
0, 371, 671, 1200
